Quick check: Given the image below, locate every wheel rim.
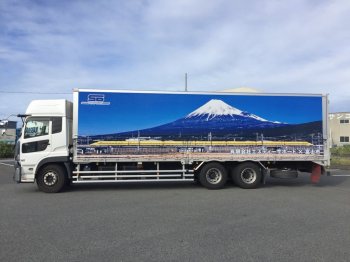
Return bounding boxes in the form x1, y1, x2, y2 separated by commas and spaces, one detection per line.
206, 168, 222, 184
240, 168, 257, 184
43, 171, 58, 186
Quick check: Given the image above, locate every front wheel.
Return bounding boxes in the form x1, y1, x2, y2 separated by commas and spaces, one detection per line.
36, 165, 67, 193
231, 162, 262, 189
199, 163, 228, 189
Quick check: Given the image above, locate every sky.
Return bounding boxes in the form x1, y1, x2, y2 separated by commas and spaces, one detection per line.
1, 0, 350, 121
78, 91, 322, 135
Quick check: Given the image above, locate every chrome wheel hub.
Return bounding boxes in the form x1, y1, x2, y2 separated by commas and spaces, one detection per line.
240, 168, 257, 184
43, 172, 57, 186
206, 168, 222, 184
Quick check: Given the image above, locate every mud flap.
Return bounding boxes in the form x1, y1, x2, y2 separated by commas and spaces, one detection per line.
262, 169, 269, 184
310, 164, 321, 184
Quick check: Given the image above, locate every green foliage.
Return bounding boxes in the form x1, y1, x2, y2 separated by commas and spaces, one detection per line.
330, 145, 350, 168
0, 142, 14, 158
330, 145, 350, 156
331, 156, 350, 167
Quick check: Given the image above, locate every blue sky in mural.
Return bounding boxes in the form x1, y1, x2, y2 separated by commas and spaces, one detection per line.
78, 91, 322, 135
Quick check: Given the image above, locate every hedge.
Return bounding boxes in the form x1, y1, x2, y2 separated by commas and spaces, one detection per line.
330, 145, 350, 157
0, 142, 15, 158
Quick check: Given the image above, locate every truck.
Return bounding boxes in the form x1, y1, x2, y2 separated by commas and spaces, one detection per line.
8, 89, 329, 193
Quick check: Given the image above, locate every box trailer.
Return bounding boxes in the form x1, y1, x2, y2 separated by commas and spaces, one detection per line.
12, 89, 329, 192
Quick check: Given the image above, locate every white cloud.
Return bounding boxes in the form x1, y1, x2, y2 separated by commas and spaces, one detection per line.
0, 0, 350, 121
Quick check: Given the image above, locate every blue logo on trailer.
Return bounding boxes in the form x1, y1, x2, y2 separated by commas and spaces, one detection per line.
81, 94, 111, 105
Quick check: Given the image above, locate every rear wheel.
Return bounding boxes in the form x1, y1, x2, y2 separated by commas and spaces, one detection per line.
36, 165, 67, 193
231, 162, 262, 189
199, 163, 228, 189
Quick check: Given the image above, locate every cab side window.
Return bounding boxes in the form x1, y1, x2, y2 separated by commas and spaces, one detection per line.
52, 117, 62, 134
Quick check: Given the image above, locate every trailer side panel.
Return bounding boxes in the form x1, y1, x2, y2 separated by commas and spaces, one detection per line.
73, 90, 327, 164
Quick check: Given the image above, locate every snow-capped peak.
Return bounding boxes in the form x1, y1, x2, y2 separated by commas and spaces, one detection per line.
186, 99, 243, 120
241, 112, 268, 122
186, 99, 271, 122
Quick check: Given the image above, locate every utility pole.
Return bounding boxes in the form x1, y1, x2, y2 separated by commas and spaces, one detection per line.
185, 73, 188, 92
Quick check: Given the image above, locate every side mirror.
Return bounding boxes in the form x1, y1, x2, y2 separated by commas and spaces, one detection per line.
0, 120, 8, 127
0, 120, 8, 136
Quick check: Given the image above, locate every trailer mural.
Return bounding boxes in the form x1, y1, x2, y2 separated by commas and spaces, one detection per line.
76, 91, 324, 158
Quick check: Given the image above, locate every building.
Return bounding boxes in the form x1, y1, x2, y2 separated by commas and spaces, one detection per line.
0, 121, 17, 145
329, 112, 350, 147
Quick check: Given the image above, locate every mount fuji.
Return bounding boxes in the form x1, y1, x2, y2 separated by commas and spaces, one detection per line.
110, 99, 290, 139
185, 99, 281, 123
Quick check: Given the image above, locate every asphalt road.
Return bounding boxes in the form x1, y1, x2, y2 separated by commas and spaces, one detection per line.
1, 160, 350, 262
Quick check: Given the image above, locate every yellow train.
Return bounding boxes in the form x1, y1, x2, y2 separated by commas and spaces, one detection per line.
90, 140, 313, 147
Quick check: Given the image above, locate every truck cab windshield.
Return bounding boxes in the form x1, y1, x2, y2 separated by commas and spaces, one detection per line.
24, 119, 50, 138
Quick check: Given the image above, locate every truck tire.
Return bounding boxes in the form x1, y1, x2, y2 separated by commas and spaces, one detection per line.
231, 162, 262, 189
36, 164, 67, 193
199, 163, 227, 189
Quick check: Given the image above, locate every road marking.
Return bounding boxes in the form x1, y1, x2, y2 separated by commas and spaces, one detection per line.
331, 175, 350, 177
0, 163, 14, 167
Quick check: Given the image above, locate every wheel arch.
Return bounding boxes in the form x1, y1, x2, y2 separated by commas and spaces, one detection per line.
193, 160, 226, 177
35, 157, 71, 180
231, 160, 266, 169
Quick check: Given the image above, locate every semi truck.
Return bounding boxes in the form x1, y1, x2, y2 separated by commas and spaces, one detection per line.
8, 89, 329, 192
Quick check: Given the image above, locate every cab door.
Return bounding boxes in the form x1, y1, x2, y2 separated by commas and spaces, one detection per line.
20, 117, 52, 181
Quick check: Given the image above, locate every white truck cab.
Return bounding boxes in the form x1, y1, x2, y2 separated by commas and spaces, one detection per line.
14, 100, 73, 191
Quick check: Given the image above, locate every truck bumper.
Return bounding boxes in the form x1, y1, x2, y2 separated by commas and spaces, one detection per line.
13, 162, 34, 183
